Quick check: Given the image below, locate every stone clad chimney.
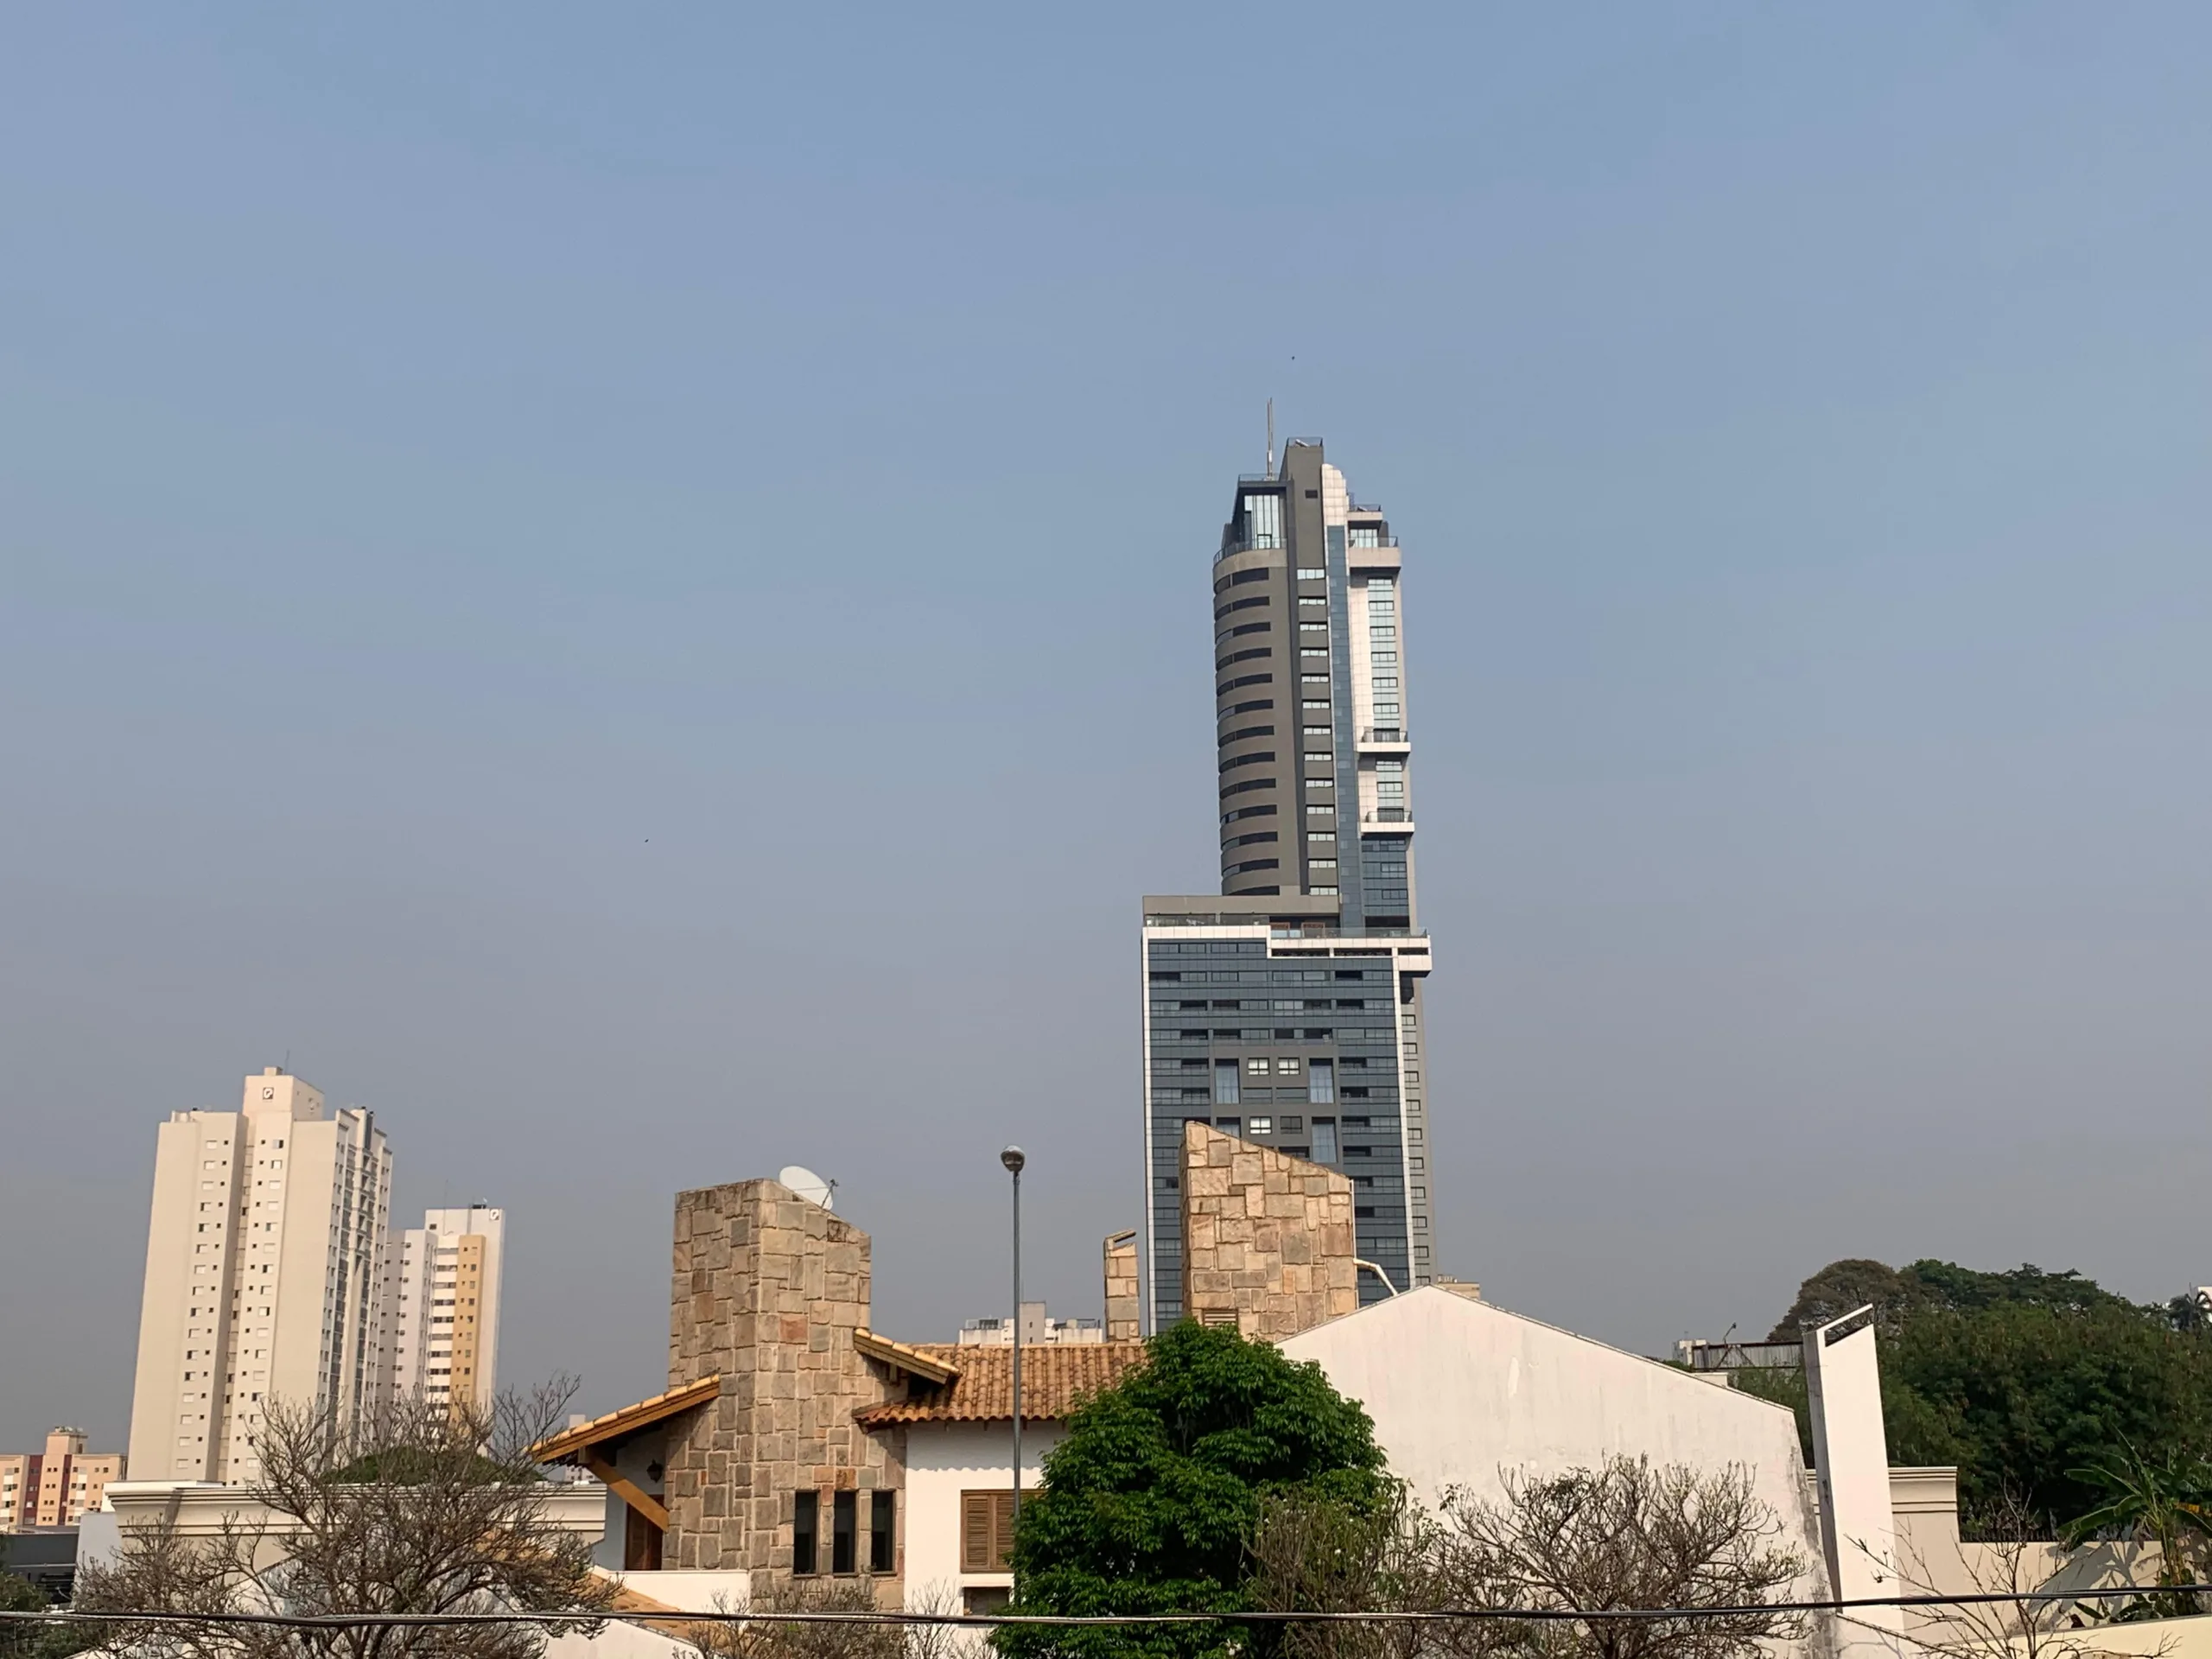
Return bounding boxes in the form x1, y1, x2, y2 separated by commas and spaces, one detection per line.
1103, 1230, 1141, 1340
663, 1179, 904, 1589
1179, 1123, 1357, 1339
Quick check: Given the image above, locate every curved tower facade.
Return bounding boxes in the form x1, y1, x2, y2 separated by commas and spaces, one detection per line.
1141, 437, 1437, 1330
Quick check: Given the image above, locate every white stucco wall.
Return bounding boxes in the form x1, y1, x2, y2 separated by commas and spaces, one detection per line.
901, 1419, 1064, 1611
1803, 1310, 1902, 1637
1281, 1287, 1830, 1599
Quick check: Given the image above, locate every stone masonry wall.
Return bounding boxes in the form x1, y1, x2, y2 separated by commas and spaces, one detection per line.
1103, 1230, 1141, 1341
664, 1180, 905, 1592
1179, 1123, 1357, 1339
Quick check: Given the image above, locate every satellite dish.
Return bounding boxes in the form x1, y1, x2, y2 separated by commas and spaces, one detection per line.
779, 1166, 835, 1211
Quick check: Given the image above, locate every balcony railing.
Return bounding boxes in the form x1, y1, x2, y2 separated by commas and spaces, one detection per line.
1363, 808, 1410, 823
1141, 914, 1428, 941
1358, 728, 1409, 745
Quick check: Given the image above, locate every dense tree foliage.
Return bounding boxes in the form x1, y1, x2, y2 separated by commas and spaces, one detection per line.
0, 1569, 96, 1659
1745, 1259, 2212, 1529
1765, 1258, 2149, 1342
1000, 1319, 1389, 1659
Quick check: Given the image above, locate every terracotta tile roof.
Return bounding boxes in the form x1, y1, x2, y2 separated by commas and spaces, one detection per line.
853, 1341, 1149, 1427
530, 1373, 721, 1465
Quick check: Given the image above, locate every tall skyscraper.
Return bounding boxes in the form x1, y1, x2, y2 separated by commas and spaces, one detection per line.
1141, 437, 1437, 1329
126, 1068, 392, 1484
382, 1205, 505, 1417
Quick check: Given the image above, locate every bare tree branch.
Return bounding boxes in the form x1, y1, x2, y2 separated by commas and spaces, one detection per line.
1872, 1490, 2171, 1659
1245, 1485, 1447, 1659
76, 1382, 618, 1659
1431, 1458, 1807, 1659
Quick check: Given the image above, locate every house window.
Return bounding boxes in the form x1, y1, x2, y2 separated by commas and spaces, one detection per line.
1275, 1057, 1301, 1076
1312, 1120, 1339, 1163
962, 1490, 1019, 1572
1248, 1116, 1274, 1135
1308, 1061, 1335, 1104
1214, 1117, 1241, 1135
870, 1490, 896, 1573
1213, 1061, 1239, 1106
832, 1490, 857, 1574
793, 1491, 819, 1575
1245, 1058, 1271, 1076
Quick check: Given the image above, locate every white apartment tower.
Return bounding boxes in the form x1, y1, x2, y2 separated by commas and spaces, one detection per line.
383, 1205, 505, 1416
126, 1068, 392, 1484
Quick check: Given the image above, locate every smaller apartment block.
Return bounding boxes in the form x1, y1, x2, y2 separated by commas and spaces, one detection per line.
0, 1427, 124, 1531
384, 1205, 505, 1416
957, 1304, 1102, 1345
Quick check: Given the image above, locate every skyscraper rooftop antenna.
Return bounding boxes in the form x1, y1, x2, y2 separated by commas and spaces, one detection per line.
1265, 398, 1275, 478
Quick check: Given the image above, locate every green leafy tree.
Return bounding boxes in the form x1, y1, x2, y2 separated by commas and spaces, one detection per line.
2062, 1443, 2212, 1619
1768, 1259, 2157, 1344
1765, 1259, 1919, 1340
0, 1569, 97, 1659
999, 1320, 1389, 1659
2167, 1293, 2212, 1336
1902, 1262, 2149, 1320
1759, 1260, 2212, 1529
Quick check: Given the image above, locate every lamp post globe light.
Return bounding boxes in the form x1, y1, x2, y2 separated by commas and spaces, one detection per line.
1001, 1146, 1026, 1522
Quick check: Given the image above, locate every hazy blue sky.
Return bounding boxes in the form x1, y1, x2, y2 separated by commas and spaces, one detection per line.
4, 6, 2209, 1449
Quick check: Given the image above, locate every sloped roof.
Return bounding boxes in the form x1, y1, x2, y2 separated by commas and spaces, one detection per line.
853, 1341, 1148, 1427
854, 1328, 960, 1384
530, 1374, 722, 1465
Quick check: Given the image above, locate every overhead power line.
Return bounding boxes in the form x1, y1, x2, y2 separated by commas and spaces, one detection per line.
7, 1583, 2212, 1630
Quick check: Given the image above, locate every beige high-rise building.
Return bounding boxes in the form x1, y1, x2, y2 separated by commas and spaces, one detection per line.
126, 1068, 393, 1484
0, 1427, 124, 1530
383, 1205, 505, 1417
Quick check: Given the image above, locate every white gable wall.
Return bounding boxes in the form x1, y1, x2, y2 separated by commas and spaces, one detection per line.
1281, 1287, 1830, 1597
904, 1419, 1066, 1612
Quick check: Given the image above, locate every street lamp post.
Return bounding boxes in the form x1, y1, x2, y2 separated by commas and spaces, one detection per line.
1001, 1145, 1027, 1524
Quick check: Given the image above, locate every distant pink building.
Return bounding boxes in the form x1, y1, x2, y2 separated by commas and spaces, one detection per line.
0, 1427, 124, 1530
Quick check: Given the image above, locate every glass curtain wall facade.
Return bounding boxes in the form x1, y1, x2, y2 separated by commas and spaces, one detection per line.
1138, 438, 1438, 1331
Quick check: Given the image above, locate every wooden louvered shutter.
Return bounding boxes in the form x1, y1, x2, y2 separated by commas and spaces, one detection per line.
962, 1491, 1019, 1570
963, 1492, 994, 1571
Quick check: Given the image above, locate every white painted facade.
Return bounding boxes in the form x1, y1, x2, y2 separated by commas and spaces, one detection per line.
1281, 1287, 1831, 1601
901, 1419, 1064, 1613
958, 1302, 1103, 1345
